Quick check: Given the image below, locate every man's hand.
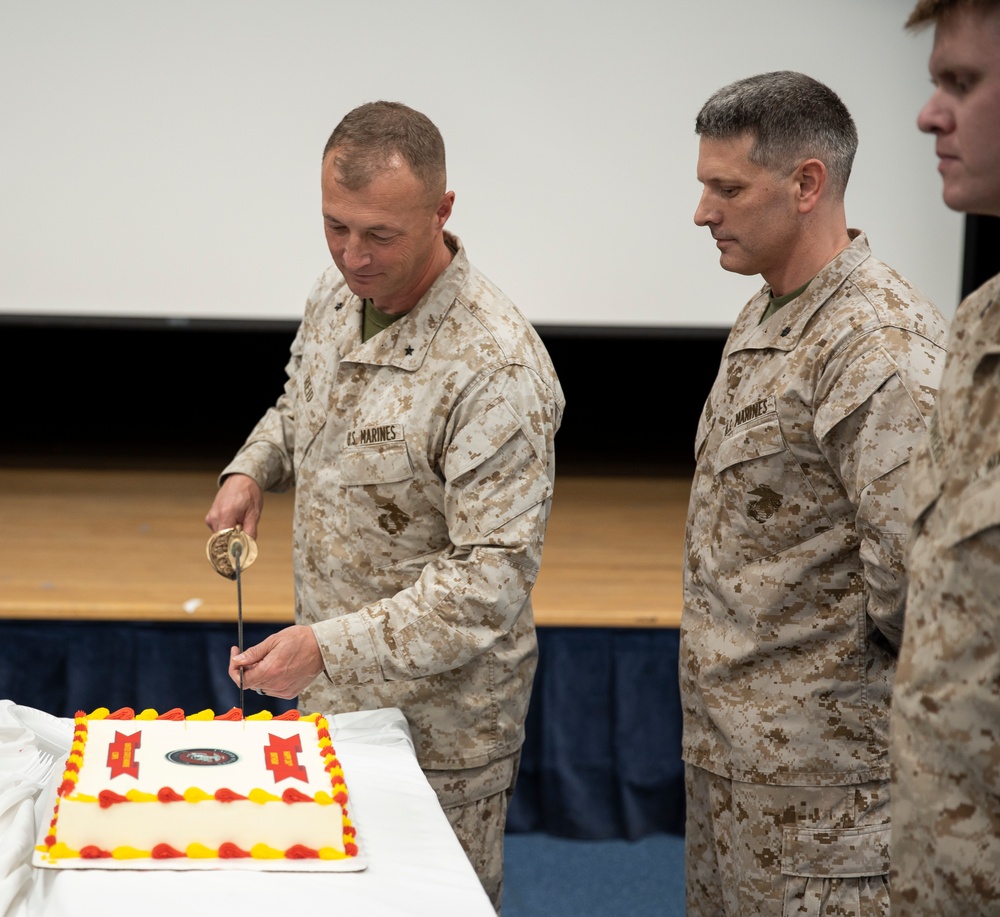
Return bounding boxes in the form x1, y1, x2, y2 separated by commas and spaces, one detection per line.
229, 625, 325, 699
205, 473, 264, 539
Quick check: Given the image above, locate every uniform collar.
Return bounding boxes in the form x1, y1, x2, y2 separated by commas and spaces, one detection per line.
342, 231, 468, 371
729, 229, 870, 353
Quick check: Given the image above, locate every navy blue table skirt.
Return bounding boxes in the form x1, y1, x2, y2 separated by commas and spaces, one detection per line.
0, 621, 684, 840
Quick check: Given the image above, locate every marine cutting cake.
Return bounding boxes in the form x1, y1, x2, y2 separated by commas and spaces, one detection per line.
35, 707, 359, 867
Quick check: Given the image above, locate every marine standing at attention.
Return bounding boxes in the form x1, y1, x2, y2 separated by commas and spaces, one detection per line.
205, 100, 565, 914
680, 71, 948, 916
890, 2, 1000, 914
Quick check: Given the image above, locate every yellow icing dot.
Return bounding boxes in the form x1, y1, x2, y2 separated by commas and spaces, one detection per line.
246, 711, 273, 721
313, 792, 334, 806
111, 846, 150, 859
186, 709, 216, 721
250, 843, 284, 859
70, 793, 98, 804
303, 712, 320, 723
125, 790, 159, 803
135, 709, 159, 720
43, 842, 80, 860
318, 736, 332, 748
182, 787, 214, 802
87, 708, 110, 720
248, 789, 281, 804
318, 847, 348, 860
186, 843, 218, 859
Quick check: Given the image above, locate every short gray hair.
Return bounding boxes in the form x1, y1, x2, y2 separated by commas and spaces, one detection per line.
323, 101, 446, 198
695, 71, 858, 198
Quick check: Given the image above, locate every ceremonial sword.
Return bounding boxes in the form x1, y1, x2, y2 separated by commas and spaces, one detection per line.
206, 526, 258, 716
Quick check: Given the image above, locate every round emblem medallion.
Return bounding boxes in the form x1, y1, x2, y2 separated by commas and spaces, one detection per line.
166, 748, 239, 766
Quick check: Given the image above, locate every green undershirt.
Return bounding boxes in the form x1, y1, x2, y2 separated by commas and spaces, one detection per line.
362, 298, 405, 342
760, 280, 811, 324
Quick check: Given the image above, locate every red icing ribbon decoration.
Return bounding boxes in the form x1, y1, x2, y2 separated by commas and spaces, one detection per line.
98, 790, 129, 809
214, 788, 248, 802
284, 845, 319, 859
218, 843, 251, 859
157, 708, 185, 721
344, 841, 359, 857
80, 846, 112, 859
215, 708, 242, 721
157, 787, 185, 803
274, 711, 300, 721
281, 788, 313, 804
107, 708, 135, 720
152, 844, 185, 859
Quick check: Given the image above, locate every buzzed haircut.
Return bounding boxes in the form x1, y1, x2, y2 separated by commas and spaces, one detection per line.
906, 0, 1000, 29
695, 70, 858, 199
323, 100, 446, 198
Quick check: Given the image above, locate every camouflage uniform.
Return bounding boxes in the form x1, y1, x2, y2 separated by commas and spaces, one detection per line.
222, 232, 564, 911
890, 273, 1000, 917
681, 231, 947, 916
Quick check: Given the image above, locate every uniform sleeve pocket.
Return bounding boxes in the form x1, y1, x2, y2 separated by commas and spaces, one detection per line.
814, 347, 897, 443
781, 823, 890, 879
339, 442, 414, 485
714, 416, 785, 475
445, 396, 523, 480
942, 471, 1000, 547
445, 396, 552, 539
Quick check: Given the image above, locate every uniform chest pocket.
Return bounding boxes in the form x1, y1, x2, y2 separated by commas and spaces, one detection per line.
941, 470, 1000, 547
711, 416, 831, 559
714, 415, 786, 474
340, 442, 414, 485
340, 441, 449, 570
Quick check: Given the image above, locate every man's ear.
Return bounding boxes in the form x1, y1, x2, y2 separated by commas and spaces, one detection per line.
795, 159, 827, 213
434, 191, 455, 229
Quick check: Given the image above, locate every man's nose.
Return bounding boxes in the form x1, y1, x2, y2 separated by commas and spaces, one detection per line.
917, 89, 951, 135
694, 191, 717, 227
342, 235, 372, 268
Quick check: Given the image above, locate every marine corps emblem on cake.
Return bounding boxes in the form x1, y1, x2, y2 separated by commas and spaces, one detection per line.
166, 748, 239, 766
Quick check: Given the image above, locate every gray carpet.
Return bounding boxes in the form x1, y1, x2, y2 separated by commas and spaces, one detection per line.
503, 832, 686, 917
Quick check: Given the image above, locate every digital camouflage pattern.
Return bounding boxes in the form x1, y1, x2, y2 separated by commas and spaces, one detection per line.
426, 751, 520, 911
681, 232, 947, 912
890, 272, 1000, 917
222, 233, 564, 775
685, 767, 891, 917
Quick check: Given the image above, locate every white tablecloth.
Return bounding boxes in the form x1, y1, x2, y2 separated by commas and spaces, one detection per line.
0, 700, 494, 917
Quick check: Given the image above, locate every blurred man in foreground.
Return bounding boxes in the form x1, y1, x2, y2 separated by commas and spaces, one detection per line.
890, 3, 1000, 914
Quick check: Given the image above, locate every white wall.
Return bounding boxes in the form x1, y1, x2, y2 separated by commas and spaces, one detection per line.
0, 0, 962, 328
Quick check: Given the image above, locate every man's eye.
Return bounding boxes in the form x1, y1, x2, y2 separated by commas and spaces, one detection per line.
371, 234, 394, 244
720, 187, 738, 198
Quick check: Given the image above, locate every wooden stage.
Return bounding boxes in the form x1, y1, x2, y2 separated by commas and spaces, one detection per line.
0, 469, 687, 629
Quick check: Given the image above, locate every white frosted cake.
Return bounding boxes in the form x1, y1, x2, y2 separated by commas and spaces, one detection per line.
36, 707, 359, 865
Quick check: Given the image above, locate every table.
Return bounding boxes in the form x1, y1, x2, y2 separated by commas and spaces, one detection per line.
0, 702, 494, 917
